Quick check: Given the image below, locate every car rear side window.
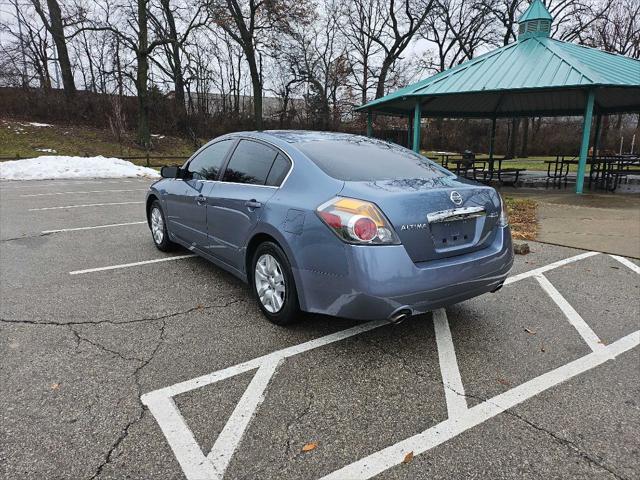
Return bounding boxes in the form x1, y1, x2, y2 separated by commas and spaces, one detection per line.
295, 137, 449, 181
223, 140, 278, 185
187, 140, 232, 180
265, 153, 291, 186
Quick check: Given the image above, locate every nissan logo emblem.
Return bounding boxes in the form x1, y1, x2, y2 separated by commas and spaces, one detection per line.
450, 191, 463, 206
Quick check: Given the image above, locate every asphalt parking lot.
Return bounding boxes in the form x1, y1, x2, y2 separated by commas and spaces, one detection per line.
1, 178, 639, 480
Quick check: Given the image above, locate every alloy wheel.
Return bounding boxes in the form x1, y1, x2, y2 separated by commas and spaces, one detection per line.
151, 207, 164, 245
254, 253, 286, 313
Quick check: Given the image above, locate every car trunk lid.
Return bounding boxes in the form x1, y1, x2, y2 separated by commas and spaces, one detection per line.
339, 177, 502, 262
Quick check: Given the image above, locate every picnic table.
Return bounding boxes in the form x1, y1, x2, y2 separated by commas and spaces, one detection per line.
438, 153, 526, 185
544, 154, 640, 191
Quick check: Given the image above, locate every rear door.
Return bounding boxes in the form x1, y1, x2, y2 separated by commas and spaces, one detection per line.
164, 139, 233, 248
205, 139, 290, 269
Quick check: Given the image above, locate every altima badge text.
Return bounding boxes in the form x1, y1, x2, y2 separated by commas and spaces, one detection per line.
450, 191, 463, 206
400, 223, 429, 231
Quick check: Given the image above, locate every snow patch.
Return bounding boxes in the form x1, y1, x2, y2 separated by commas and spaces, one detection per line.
0, 156, 160, 180
35, 148, 57, 153
23, 122, 53, 127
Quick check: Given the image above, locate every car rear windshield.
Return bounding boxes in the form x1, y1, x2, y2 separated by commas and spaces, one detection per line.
294, 137, 449, 181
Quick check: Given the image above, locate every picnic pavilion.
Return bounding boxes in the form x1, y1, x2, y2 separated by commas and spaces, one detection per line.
358, 0, 640, 193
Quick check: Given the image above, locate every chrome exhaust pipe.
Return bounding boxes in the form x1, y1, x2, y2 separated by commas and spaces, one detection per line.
491, 282, 504, 293
388, 308, 412, 325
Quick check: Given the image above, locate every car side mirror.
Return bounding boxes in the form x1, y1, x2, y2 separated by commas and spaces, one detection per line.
160, 166, 180, 179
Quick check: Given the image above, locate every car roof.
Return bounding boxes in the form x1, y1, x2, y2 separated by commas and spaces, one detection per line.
229, 130, 370, 145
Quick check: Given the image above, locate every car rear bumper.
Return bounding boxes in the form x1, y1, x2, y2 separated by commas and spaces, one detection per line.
294, 226, 514, 320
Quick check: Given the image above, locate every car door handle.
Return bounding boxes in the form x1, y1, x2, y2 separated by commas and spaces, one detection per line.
196, 195, 207, 205
245, 200, 262, 209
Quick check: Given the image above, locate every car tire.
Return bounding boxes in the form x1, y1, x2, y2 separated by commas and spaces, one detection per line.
251, 241, 301, 325
149, 200, 176, 252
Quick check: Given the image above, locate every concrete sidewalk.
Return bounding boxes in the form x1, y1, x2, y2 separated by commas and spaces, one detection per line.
502, 189, 640, 258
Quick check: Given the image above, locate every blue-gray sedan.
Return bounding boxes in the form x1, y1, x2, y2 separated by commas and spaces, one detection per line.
146, 131, 513, 325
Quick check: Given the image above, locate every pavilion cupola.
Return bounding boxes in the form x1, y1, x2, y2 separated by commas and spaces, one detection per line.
518, 0, 553, 40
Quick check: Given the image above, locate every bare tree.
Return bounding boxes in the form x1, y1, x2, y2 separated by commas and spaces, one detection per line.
372, 0, 435, 99
578, 0, 640, 58
421, 0, 495, 72
30, 0, 77, 95
148, 0, 209, 128
282, 3, 349, 128
209, 0, 310, 129
0, 1, 55, 89
334, 0, 385, 105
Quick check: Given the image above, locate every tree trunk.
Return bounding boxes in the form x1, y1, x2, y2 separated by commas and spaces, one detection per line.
375, 58, 393, 99
160, 0, 187, 125
136, 0, 151, 149
245, 50, 263, 130
520, 117, 529, 158
45, 0, 75, 96
506, 118, 519, 159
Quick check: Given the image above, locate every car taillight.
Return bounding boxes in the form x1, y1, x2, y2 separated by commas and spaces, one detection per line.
317, 197, 400, 245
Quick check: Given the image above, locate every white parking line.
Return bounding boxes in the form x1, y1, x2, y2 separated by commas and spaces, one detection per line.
207, 359, 281, 476
43, 221, 146, 234
141, 320, 388, 480
145, 396, 218, 479
21, 188, 147, 197
610, 254, 640, 275
433, 308, 467, 418
504, 251, 600, 285
69, 255, 196, 275
1, 179, 149, 189
535, 274, 605, 351
29, 201, 143, 211
322, 330, 639, 480
142, 252, 621, 480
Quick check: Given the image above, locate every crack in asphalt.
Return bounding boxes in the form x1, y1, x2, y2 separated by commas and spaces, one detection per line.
438, 384, 628, 479
1, 300, 237, 479
67, 324, 145, 363
363, 338, 628, 479
499, 407, 629, 480
0, 298, 245, 328
89, 319, 168, 480
0, 232, 54, 243
284, 376, 314, 458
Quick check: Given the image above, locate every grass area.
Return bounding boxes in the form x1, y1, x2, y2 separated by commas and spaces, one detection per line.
504, 197, 537, 241
0, 119, 197, 166
425, 151, 587, 173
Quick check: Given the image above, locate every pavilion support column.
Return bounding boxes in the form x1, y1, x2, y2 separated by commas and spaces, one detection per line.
366, 111, 373, 137
576, 89, 595, 194
412, 101, 422, 153
407, 114, 413, 148
488, 117, 497, 175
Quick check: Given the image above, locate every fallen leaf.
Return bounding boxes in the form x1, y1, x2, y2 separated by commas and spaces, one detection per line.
403, 451, 414, 463
302, 442, 318, 452
497, 378, 511, 386
196, 304, 204, 310
610, 266, 620, 270
51, 383, 60, 390
524, 327, 536, 335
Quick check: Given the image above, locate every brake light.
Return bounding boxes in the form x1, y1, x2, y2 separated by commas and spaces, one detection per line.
316, 197, 400, 245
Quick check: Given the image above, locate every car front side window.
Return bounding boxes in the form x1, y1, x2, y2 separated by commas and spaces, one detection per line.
187, 140, 232, 180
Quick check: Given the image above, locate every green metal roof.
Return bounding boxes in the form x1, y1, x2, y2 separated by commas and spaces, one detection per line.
359, 33, 640, 117
519, 0, 552, 22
